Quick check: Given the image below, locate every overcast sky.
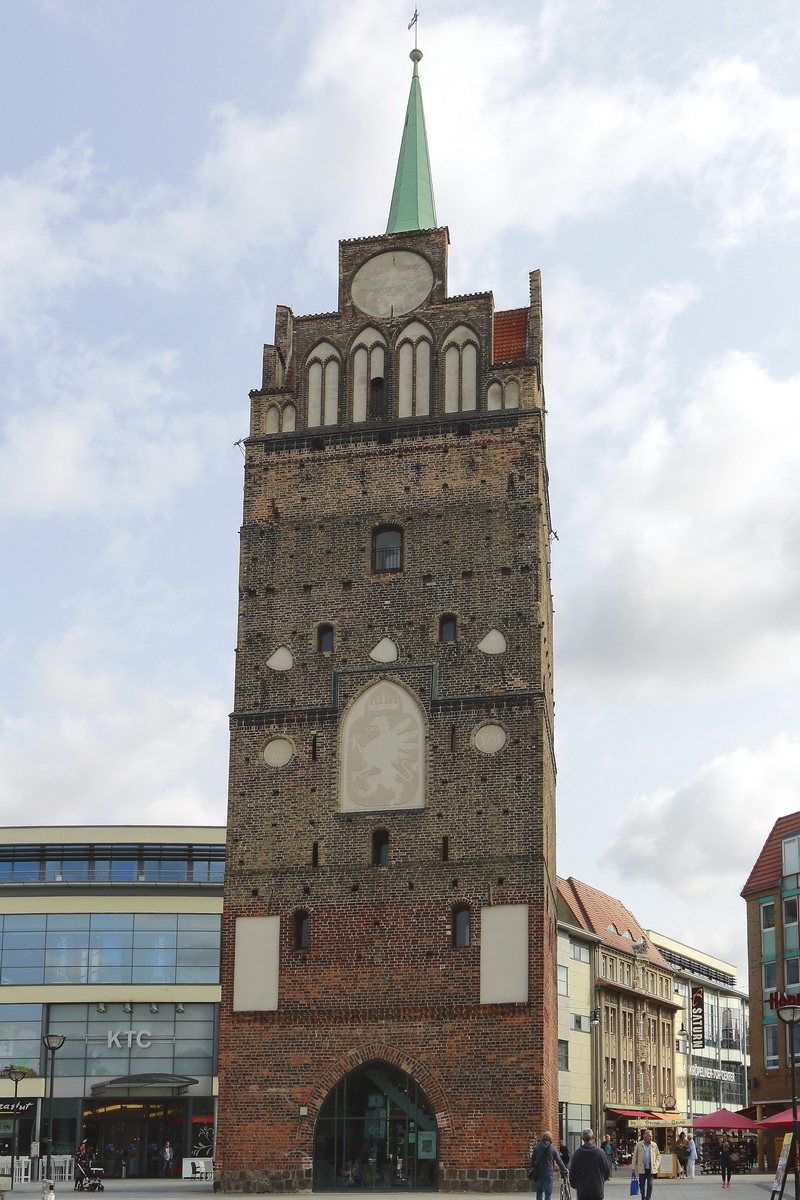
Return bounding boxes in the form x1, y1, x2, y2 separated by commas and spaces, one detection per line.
1, 0, 799, 980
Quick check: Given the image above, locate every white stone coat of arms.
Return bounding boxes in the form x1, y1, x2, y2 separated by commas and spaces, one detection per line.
340, 680, 425, 811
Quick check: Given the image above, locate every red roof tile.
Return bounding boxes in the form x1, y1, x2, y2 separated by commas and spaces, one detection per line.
493, 308, 528, 363
741, 810, 800, 895
557, 876, 671, 969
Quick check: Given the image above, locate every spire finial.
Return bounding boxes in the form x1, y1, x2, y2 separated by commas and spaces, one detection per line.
385, 24, 437, 236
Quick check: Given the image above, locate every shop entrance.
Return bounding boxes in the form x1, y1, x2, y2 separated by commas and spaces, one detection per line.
313, 1060, 438, 1190
82, 1101, 184, 1178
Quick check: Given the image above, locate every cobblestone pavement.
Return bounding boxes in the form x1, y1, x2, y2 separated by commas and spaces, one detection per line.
6, 1169, 780, 1200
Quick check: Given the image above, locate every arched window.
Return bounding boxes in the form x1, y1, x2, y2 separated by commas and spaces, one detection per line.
351, 328, 387, 422
265, 405, 280, 434
452, 904, 470, 947
373, 526, 403, 573
397, 321, 432, 418
504, 380, 520, 409
294, 910, 309, 951
443, 325, 478, 413
317, 624, 334, 654
307, 342, 341, 428
372, 829, 389, 867
439, 614, 457, 643
282, 403, 297, 432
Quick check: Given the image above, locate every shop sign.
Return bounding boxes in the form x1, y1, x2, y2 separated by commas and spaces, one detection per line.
769, 991, 800, 1009
690, 1065, 735, 1082
691, 986, 704, 1049
84, 1029, 176, 1049
0, 1101, 35, 1116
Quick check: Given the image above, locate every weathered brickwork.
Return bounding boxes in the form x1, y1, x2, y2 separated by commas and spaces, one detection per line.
217, 226, 558, 1192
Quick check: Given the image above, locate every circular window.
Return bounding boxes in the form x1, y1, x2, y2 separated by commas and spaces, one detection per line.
472, 724, 507, 755
263, 737, 294, 768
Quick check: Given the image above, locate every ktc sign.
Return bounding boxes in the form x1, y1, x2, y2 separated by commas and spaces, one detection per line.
691, 986, 704, 1049
107, 1029, 152, 1048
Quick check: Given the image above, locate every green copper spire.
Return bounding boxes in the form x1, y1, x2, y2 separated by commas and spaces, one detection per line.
386, 49, 437, 235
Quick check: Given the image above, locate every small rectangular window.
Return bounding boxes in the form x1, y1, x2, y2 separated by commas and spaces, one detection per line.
788, 957, 800, 987
765, 1023, 779, 1069
558, 1039, 569, 1071
785, 897, 799, 926
557, 964, 568, 996
452, 905, 470, 948
763, 961, 777, 990
570, 1013, 590, 1032
570, 942, 590, 963
762, 902, 776, 930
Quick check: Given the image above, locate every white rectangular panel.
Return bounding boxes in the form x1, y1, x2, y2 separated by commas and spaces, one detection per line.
479, 904, 529, 1004
233, 915, 280, 1011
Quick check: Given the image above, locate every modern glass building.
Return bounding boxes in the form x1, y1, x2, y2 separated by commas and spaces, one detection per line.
0, 826, 224, 1179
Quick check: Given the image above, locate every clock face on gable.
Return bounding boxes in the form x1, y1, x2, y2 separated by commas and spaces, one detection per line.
350, 250, 433, 319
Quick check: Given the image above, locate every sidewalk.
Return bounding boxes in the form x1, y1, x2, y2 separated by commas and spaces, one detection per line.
4, 1170, 778, 1200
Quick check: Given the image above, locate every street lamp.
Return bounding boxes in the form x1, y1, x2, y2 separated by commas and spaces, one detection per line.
777, 1005, 800, 1200
678, 1023, 693, 1124
41, 1035, 65, 1185
3, 1068, 27, 1189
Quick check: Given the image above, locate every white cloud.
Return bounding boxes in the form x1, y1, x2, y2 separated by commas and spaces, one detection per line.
0, 631, 228, 826
0, 338, 221, 521
557, 346, 800, 695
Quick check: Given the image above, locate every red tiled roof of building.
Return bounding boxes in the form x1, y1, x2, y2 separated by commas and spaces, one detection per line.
741, 811, 800, 895
557, 876, 671, 969
493, 308, 528, 363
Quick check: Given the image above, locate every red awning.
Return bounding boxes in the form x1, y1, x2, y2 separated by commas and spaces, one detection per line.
607, 1109, 652, 1120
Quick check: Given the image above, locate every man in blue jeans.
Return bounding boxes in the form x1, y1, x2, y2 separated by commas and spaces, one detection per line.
529, 1131, 567, 1200
632, 1130, 661, 1200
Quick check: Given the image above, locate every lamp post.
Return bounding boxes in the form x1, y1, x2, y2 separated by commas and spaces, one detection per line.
777, 1005, 800, 1200
590, 1006, 602, 1140
3, 1068, 27, 1189
678, 1022, 693, 1124
41, 1035, 65, 1185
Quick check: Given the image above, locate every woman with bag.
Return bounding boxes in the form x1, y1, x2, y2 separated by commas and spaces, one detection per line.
720, 1137, 733, 1188
529, 1132, 568, 1200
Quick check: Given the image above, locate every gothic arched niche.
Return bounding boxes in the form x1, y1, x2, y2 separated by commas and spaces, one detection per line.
340, 680, 425, 812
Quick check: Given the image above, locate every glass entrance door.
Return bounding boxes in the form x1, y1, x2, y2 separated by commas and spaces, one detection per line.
313, 1060, 437, 1190
83, 1100, 185, 1177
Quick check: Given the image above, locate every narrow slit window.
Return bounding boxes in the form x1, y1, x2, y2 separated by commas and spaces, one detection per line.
311, 842, 319, 869
372, 829, 389, 867
294, 910, 309, 951
317, 624, 334, 654
439, 614, 457, 643
452, 904, 470, 947
441, 836, 449, 862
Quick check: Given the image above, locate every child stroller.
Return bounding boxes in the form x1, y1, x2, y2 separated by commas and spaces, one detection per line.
74, 1157, 105, 1191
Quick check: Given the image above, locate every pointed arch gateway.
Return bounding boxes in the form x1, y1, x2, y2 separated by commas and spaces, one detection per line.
313, 1059, 439, 1190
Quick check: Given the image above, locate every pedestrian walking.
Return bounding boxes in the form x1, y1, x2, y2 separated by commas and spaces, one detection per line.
686, 1136, 697, 1179
719, 1137, 733, 1188
568, 1129, 611, 1200
631, 1130, 661, 1200
528, 1132, 567, 1200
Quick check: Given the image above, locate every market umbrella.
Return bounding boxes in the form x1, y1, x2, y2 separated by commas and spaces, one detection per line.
690, 1109, 758, 1130
756, 1108, 796, 1127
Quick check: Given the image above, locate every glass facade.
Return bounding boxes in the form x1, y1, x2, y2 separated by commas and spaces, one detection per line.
0, 913, 220, 986
313, 1062, 437, 1190
50, 1000, 216, 1078
0, 843, 224, 885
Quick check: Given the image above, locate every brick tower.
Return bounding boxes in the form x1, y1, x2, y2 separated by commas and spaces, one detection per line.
217, 48, 558, 1193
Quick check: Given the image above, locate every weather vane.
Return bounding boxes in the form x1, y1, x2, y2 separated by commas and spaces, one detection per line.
408, 7, 419, 49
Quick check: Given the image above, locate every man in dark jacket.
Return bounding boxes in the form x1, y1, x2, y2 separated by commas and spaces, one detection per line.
529, 1132, 567, 1200
568, 1129, 611, 1200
